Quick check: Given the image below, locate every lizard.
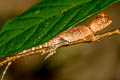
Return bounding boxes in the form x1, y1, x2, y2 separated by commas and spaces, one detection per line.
18, 12, 112, 57
19, 12, 112, 56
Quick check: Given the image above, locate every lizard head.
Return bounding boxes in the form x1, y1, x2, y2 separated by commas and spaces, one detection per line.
88, 12, 112, 32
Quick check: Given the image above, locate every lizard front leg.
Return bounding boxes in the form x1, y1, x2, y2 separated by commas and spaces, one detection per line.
83, 33, 96, 42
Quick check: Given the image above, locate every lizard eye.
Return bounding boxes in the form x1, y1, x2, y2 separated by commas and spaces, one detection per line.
101, 19, 106, 24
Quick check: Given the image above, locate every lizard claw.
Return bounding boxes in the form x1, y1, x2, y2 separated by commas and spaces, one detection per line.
45, 50, 56, 60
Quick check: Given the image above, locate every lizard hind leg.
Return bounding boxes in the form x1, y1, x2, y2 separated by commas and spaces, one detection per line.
44, 41, 69, 60
41, 38, 69, 60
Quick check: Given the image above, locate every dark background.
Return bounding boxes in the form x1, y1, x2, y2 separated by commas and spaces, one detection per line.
0, 0, 120, 80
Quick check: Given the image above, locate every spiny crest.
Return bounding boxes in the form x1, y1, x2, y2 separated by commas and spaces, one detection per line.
98, 12, 108, 17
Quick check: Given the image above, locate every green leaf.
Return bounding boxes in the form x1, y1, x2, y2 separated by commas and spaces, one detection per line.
0, 0, 119, 57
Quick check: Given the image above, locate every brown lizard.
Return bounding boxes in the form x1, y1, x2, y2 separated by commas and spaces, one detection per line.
18, 12, 112, 58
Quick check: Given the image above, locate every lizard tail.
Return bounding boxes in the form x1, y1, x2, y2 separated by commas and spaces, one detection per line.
19, 42, 50, 55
